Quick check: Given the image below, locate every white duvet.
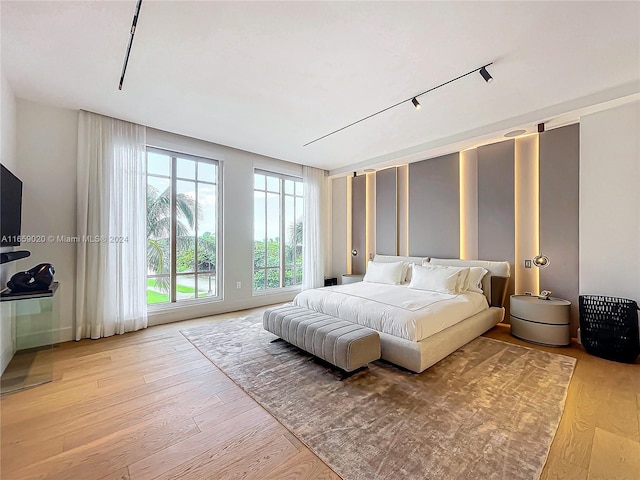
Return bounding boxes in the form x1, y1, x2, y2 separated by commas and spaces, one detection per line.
293, 282, 488, 342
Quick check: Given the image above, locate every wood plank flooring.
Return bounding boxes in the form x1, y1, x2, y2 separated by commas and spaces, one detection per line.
485, 325, 640, 480
1, 308, 638, 479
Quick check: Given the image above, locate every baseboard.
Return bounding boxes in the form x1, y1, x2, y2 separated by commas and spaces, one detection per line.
148, 292, 297, 327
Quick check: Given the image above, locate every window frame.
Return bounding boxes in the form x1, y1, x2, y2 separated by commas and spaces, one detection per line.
146, 146, 223, 308
253, 169, 303, 294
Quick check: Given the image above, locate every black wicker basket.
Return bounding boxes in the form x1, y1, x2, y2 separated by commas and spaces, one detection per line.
579, 295, 640, 363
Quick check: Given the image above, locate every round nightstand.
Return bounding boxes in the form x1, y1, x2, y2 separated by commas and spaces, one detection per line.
510, 295, 571, 347
342, 274, 364, 285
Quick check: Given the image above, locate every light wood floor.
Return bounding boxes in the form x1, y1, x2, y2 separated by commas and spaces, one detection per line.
485, 326, 639, 480
1, 307, 638, 480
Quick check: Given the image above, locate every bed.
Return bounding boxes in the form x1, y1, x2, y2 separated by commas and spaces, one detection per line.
293, 256, 510, 373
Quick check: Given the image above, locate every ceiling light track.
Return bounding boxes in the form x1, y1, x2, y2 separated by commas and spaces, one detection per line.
304, 62, 493, 147
118, 0, 143, 91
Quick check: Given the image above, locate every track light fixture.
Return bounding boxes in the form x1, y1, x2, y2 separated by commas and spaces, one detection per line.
304, 62, 494, 146
118, 0, 143, 91
479, 66, 493, 83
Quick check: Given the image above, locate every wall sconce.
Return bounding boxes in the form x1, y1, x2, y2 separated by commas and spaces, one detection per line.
532, 253, 550, 268
351, 249, 358, 257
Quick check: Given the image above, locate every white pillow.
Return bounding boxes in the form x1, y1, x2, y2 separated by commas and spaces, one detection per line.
363, 261, 404, 285
467, 267, 489, 293
409, 265, 459, 294
420, 261, 469, 293
401, 262, 412, 283
456, 267, 470, 293
374, 256, 419, 283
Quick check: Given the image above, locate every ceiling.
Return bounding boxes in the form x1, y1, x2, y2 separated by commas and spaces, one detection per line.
2, 1, 639, 174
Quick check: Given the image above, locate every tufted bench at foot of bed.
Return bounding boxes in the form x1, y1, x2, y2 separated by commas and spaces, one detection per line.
263, 304, 381, 373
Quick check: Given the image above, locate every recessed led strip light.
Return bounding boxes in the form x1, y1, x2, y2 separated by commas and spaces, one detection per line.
304, 62, 494, 146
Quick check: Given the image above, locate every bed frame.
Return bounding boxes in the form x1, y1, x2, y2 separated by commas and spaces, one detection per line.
371, 256, 511, 373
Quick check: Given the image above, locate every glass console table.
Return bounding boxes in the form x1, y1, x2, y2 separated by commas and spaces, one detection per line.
0, 282, 60, 395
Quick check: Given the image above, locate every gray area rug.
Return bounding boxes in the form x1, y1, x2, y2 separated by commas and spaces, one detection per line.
181, 314, 576, 480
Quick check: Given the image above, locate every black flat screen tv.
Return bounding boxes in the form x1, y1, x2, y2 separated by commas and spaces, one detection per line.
1, 164, 23, 247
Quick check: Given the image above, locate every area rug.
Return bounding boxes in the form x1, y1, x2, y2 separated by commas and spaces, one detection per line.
181, 314, 576, 480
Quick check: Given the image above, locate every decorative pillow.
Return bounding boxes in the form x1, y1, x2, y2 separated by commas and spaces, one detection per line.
456, 267, 471, 293
409, 265, 460, 294
428, 258, 510, 301
363, 261, 404, 285
420, 261, 469, 293
401, 262, 412, 283
374, 255, 425, 282
467, 267, 489, 293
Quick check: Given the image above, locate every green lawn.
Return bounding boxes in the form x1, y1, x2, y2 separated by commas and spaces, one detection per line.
147, 289, 169, 304
177, 284, 195, 293
147, 278, 211, 304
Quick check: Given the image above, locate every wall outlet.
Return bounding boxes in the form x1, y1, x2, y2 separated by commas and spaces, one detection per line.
524, 259, 532, 268
236, 281, 241, 289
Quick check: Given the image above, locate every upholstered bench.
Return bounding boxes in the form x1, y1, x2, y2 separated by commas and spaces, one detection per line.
263, 304, 381, 373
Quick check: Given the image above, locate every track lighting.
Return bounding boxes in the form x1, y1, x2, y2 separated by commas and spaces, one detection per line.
118, 0, 143, 90
304, 62, 494, 146
479, 66, 493, 83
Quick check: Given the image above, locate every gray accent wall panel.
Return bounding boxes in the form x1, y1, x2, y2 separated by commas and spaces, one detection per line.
408, 153, 460, 258
351, 175, 367, 274
478, 140, 515, 314
397, 165, 409, 256
539, 124, 580, 334
478, 140, 515, 263
376, 167, 397, 255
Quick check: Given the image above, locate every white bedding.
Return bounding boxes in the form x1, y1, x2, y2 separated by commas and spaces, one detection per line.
293, 282, 488, 342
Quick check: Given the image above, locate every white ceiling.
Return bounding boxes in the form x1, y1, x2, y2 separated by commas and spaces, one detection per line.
2, 1, 639, 174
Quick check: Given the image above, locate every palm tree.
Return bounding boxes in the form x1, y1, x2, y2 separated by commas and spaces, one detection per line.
288, 218, 303, 263
289, 218, 303, 246
146, 185, 197, 292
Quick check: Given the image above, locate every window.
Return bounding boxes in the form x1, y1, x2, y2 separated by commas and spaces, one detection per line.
253, 170, 303, 291
146, 147, 220, 305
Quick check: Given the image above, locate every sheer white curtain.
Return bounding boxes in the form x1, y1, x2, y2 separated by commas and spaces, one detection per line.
76, 111, 147, 340
302, 166, 328, 290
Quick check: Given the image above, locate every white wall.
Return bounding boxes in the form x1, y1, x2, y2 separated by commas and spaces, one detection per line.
0, 76, 17, 173
1, 74, 18, 373
580, 101, 640, 300
15, 99, 78, 343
